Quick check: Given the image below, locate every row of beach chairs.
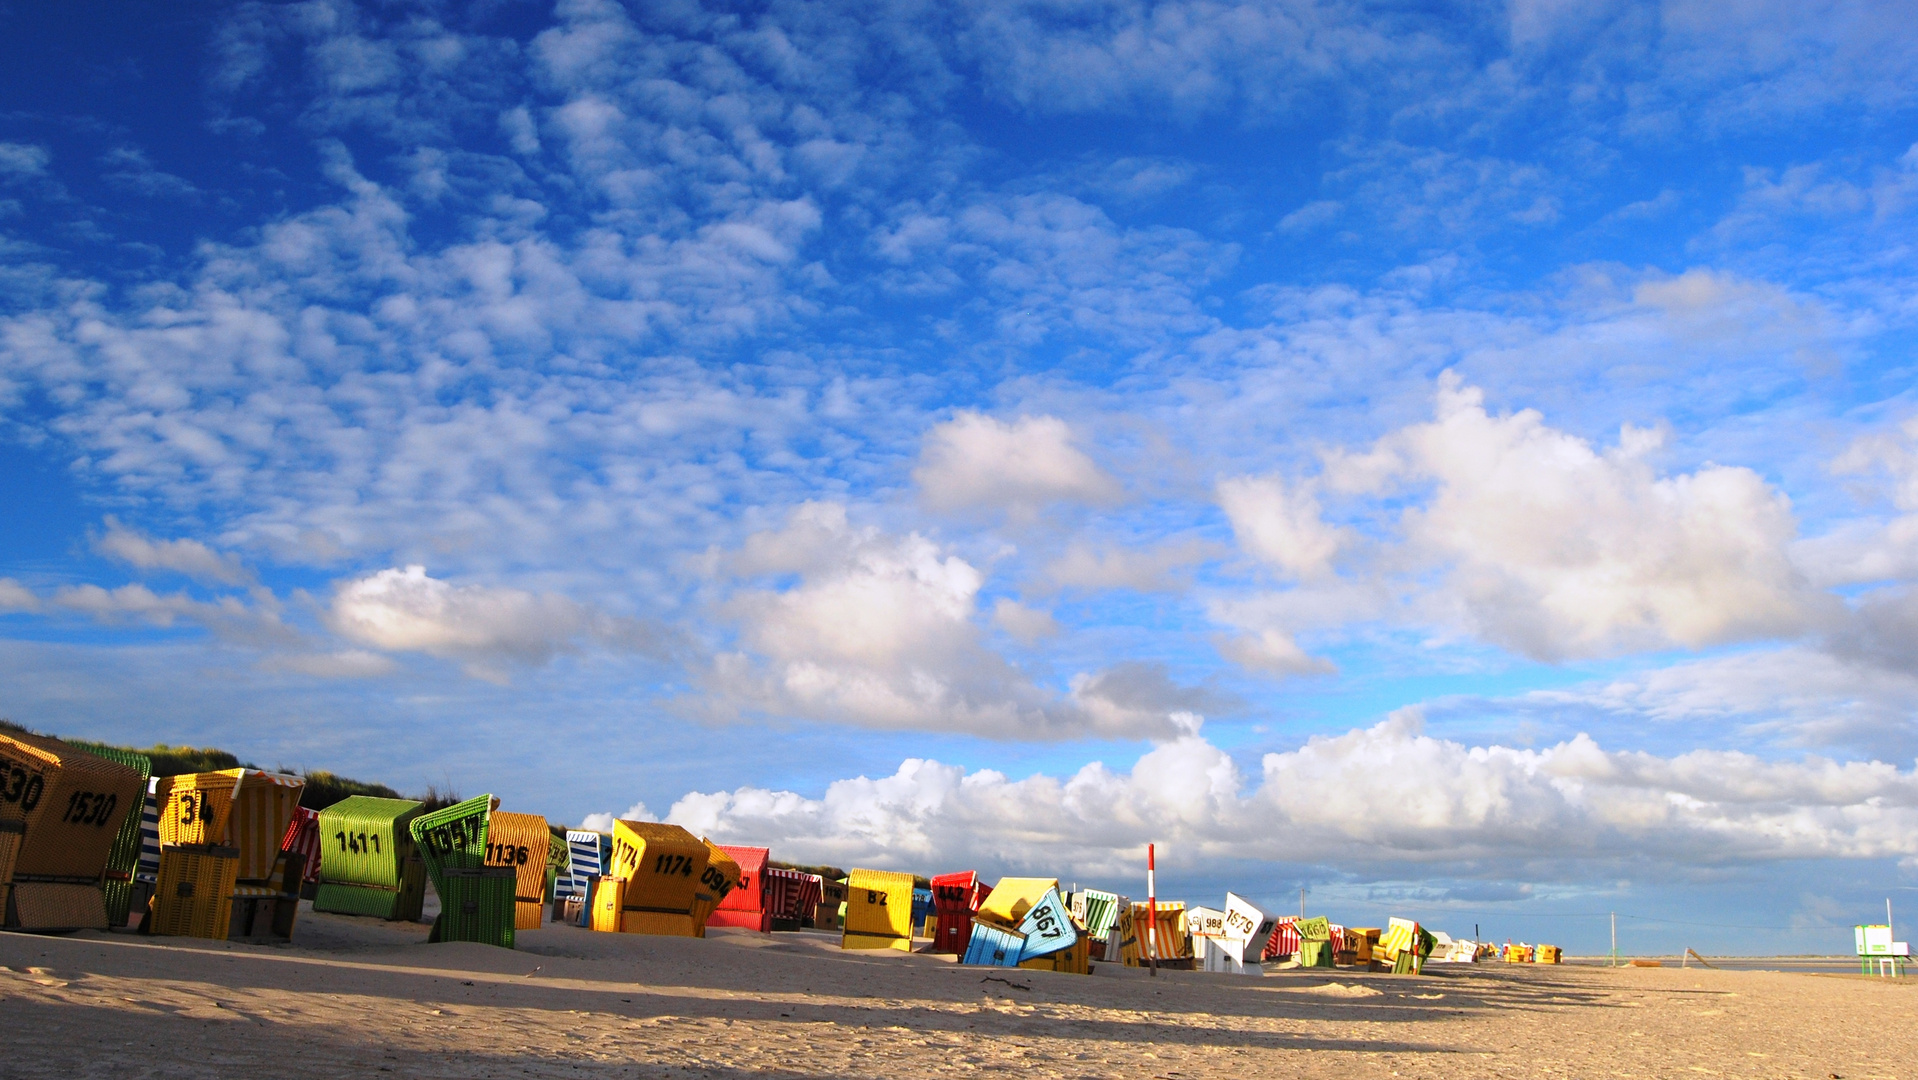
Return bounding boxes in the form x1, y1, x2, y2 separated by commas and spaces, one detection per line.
3, 729, 1476, 971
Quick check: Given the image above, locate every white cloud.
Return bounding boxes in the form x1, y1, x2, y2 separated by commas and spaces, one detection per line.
715, 502, 1054, 736
1068, 666, 1230, 735
1826, 588, 1918, 688
1838, 418, 1918, 504
1332, 374, 1824, 659
1077, 156, 1196, 202
1042, 539, 1212, 593
1527, 645, 1918, 758
960, 0, 1408, 120
0, 579, 40, 613
53, 583, 217, 626
914, 412, 1122, 517
259, 649, 401, 679
1628, 269, 1834, 364
45, 582, 297, 648
709, 503, 1195, 740
1215, 629, 1337, 677
0, 142, 49, 177
1217, 475, 1341, 579
100, 146, 200, 201
1798, 417, 1918, 586
1315, 141, 1564, 248
991, 598, 1059, 643
1278, 199, 1342, 232
648, 710, 1918, 879
324, 565, 661, 682
95, 517, 254, 586
580, 801, 653, 834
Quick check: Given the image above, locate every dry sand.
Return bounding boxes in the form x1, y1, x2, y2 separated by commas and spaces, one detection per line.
2, 905, 1910, 1079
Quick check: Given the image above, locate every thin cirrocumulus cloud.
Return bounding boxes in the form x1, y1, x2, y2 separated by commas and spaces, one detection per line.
914, 412, 1123, 518
958, 0, 1416, 118
1507, 644, 1918, 760
324, 565, 667, 684
1041, 538, 1215, 593
1795, 416, 1918, 587
705, 502, 1202, 740
873, 192, 1231, 346
94, 517, 254, 586
258, 649, 401, 679
0, 142, 50, 177
646, 710, 1918, 880
33, 580, 301, 651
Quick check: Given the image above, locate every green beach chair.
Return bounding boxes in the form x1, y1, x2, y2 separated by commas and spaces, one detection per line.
410, 795, 514, 948
314, 796, 428, 921
82, 745, 151, 928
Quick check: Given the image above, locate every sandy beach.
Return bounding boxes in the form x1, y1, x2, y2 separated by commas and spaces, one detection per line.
1, 906, 1909, 1080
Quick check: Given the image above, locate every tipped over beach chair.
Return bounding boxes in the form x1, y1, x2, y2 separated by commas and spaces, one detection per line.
0, 731, 146, 931
600, 820, 710, 936
77, 745, 151, 928
1296, 915, 1336, 968
1379, 918, 1435, 973
411, 794, 515, 948
705, 845, 770, 932
689, 839, 741, 936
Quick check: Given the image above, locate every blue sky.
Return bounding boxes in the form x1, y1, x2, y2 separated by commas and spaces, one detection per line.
3, 0, 1918, 953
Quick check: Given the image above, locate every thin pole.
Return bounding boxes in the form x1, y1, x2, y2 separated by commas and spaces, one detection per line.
1146, 844, 1159, 977
1299, 887, 1305, 919
1610, 912, 1617, 967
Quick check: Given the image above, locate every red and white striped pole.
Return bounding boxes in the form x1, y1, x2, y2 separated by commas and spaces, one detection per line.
1146, 843, 1159, 977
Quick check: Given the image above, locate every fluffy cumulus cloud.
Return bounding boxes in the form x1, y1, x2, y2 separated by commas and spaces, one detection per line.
1321, 376, 1823, 659
914, 412, 1122, 518
654, 711, 1918, 880
707, 503, 1197, 739
325, 565, 663, 682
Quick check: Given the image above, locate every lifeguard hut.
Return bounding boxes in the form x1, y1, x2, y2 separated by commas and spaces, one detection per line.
1855, 923, 1908, 976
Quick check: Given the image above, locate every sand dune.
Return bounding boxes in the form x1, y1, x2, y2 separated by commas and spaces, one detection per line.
1, 905, 1910, 1079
